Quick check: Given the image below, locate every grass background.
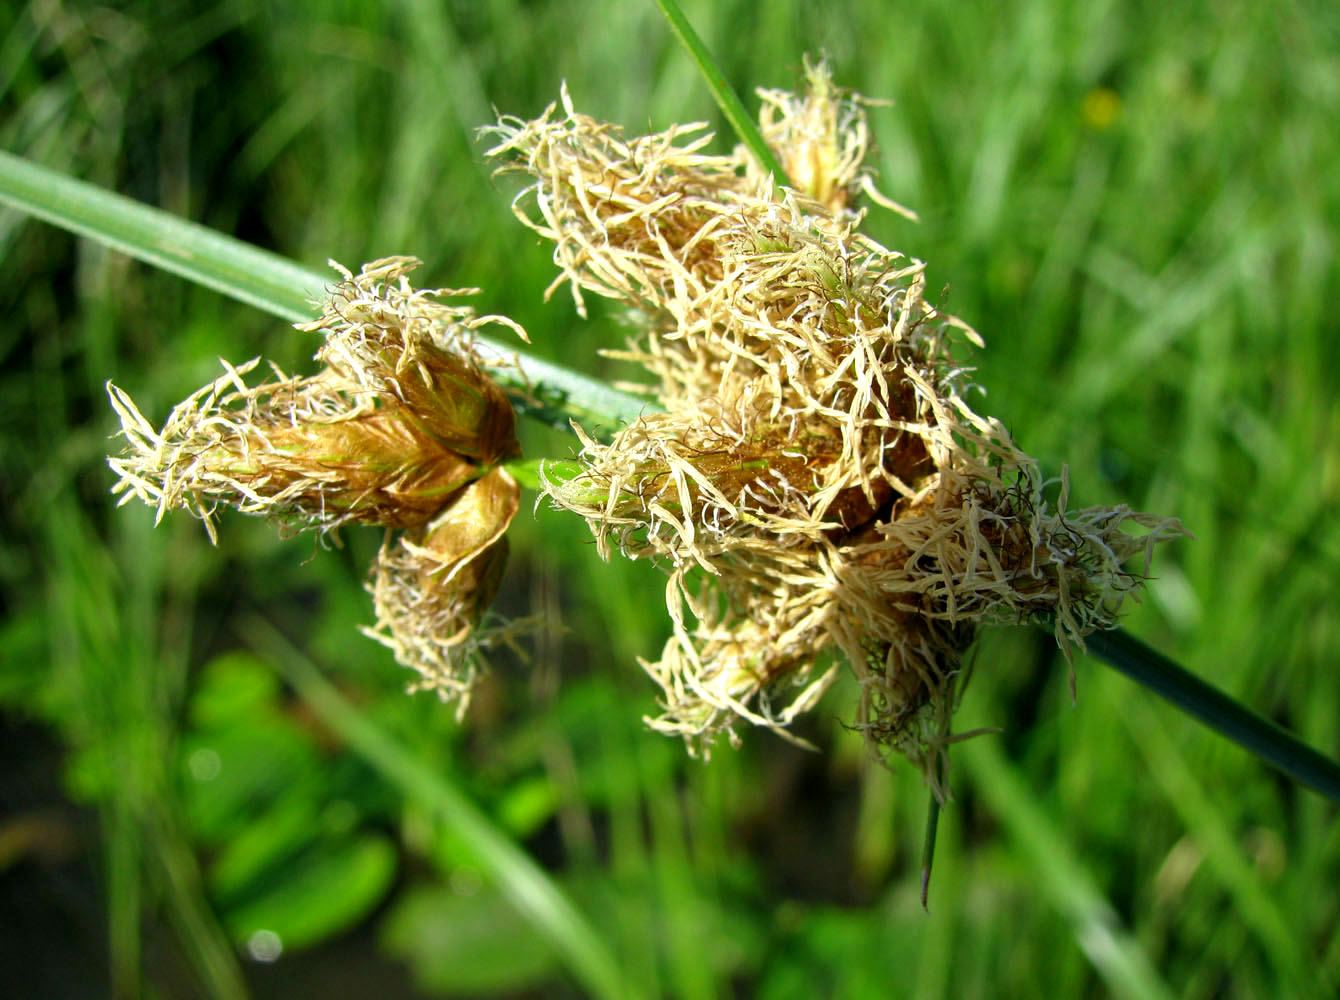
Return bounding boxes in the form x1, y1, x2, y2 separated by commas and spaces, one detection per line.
2, 0, 1338, 997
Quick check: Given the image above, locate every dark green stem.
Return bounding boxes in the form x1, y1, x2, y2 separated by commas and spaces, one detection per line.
920, 759, 943, 910
1085, 627, 1340, 804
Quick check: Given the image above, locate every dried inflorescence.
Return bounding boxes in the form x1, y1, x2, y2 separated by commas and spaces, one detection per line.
108, 257, 526, 711
488, 65, 1185, 781
106, 65, 1185, 778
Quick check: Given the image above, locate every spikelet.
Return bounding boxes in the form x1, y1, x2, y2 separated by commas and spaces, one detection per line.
363, 466, 521, 717
108, 257, 526, 706
753, 55, 918, 220
496, 67, 1185, 781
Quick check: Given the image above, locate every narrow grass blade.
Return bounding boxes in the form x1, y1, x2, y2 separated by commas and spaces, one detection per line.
0, 150, 653, 432
961, 737, 1177, 1000
1086, 627, 1340, 804
0, 149, 324, 320
105, 797, 144, 999
240, 613, 632, 1000
651, 0, 794, 189
1120, 697, 1314, 993
148, 814, 252, 1000
919, 749, 947, 910
44, 501, 249, 1000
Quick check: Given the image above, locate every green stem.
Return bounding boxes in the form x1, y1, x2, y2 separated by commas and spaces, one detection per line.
0, 150, 651, 434
651, 0, 794, 190
920, 763, 942, 910
1084, 627, 1340, 804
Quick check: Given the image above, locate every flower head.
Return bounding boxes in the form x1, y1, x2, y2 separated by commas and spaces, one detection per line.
494, 77, 1185, 782
108, 257, 526, 706
753, 55, 917, 220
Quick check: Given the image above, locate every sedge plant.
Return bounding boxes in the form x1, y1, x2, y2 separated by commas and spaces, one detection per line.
1, 9, 1331, 801
100, 64, 1188, 794
59, 48, 1333, 810
1, 7, 1338, 996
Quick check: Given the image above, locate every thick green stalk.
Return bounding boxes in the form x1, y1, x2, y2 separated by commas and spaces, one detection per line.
1085, 628, 1340, 803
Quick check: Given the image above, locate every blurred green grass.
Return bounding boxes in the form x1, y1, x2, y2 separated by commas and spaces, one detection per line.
1, 0, 1337, 997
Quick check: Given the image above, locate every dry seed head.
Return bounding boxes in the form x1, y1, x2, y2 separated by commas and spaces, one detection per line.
108, 257, 527, 705
108, 257, 523, 539
499, 82, 1185, 779
484, 85, 766, 319
482, 60, 909, 327
108, 362, 484, 540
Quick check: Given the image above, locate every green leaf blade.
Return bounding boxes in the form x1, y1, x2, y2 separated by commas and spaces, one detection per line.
0, 150, 654, 433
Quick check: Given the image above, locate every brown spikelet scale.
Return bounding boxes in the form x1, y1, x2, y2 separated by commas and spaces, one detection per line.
364, 466, 521, 717
495, 66, 1186, 782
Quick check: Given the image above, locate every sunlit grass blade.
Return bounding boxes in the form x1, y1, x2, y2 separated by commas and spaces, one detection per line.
0, 150, 652, 432
651, 0, 793, 189
961, 736, 1177, 1000
0, 149, 324, 321
1085, 627, 1340, 804
240, 612, 634, 1000
1120, 697, 1315, 993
